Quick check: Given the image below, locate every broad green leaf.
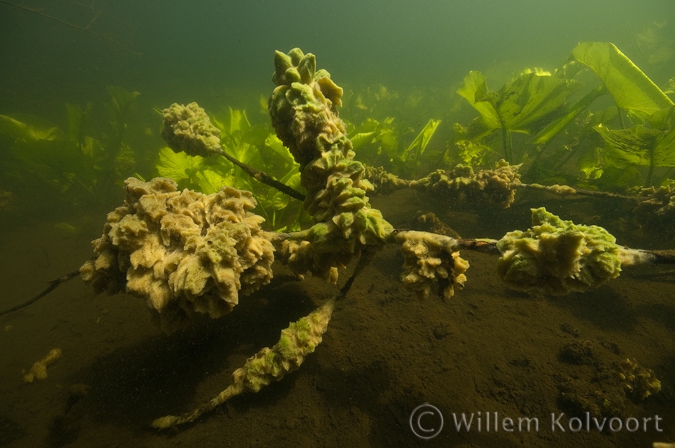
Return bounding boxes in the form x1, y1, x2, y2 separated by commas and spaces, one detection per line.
596, 106, 675, 169
269, 183, 292, 210
577, 147, 604, 180
229, 107, 251, 134
156, 146, 204, 181
65, 102, 93, 146
267, 167, 302, 205
349, 118, 381, 151
194, 169, 233, 194
664, 77, 675, 95
531, 85, 606, 146
54, 222, 78, 235
586, 106, 619, 127
448, 139, 494, 166
114, 142, 136, 175
264, 133, 296, 164
259, 94, 268, 115
452, 119, 494, 142
647, 104, 675, 131
584, 165, 643, 190
479, 71, 579, 133
224, 141, 259, 166
0, 114, 61, 142
401, 119, 441, 161
650, 106, 675, 166
571, 42, 673, 117
457, 71, 501, 130
81, 136, 103, 160
595, 124, 657, 167
106, 86, 140, 117
350, 131, 378, 150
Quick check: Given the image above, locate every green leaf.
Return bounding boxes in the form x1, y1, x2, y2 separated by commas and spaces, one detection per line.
479, 71, 580, 133
229, 107, 251, 133
650, 106, 675, 166
531, 85, 606, 146
156, 146, 204, 181
114, 142, 136, 175
571, 42, 673, 117
577, 147, 604, 180
457, 71, 501, 130
268, 171, 302, 210
194, 169, 234, 194
0, 114, 61, 142
106, 86, 140, 117
65, 102, 93, 147
224, 141, 260, 166
264, 133, 296, 164
213, 108, 252, 135
595, 123, 657, 168
596, 105, 675, 169
447, 139, 495, 166
664, 77, 675, 95
401, 118, 441, 162
82, 136, 104, 160
350, 131, 378, 150
349, 118, 381, 151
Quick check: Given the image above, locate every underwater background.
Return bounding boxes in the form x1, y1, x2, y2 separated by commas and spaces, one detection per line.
1, 0, 675, 447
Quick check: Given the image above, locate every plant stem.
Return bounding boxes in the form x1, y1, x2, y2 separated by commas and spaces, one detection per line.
646, 147, 655, 187
618, 108, 627, 129
216, 148, 305, 201
0, 270, 80, 317
501, 126, 513, 163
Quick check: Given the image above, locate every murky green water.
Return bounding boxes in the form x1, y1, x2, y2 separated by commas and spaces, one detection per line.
1, 1, 674, 447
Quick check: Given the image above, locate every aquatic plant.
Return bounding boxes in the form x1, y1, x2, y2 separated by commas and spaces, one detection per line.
155, 104, 306, 231
571, 42, 675, 187
0, 86, 151, 216
454, 67, 583, 163
451, 41, 675, 193
339, 82, 447, 178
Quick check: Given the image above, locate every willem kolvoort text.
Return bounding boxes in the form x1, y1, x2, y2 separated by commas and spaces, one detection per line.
450, 412, 663, 433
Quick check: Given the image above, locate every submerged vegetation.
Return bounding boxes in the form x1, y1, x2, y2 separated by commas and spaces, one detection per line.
451, 42, 674, 191
0, 86, 156, 220
1, 40, 674, 235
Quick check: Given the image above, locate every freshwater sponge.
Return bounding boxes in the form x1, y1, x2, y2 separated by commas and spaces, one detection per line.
80, 177, 274, 331
410, 160, 521, 209
396, 231, 469, 300
152, 297, 336, 429
161, 102, 222, 157
496, 208, 621, 295
268, 48, 393, 281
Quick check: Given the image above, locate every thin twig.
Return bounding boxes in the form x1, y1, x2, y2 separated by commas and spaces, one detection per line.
0, 270, 80, 317
215, 148, 306, 201
336, 249, 377, 300
513, 183, 639, 201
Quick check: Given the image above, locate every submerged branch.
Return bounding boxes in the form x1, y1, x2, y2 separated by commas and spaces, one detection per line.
215, 147, 306, 201
0, 270, 80, 317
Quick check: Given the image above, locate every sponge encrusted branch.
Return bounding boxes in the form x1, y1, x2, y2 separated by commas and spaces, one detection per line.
152, 297, 336, 429
395, 231, 470, 300
161, 102, 222, 157
496, 207, 621, 295
269, 48, 394, 282
80, 177, 274, 331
